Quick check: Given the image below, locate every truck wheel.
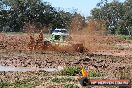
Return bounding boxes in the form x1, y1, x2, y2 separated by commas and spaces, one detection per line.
79, 77, 90, 86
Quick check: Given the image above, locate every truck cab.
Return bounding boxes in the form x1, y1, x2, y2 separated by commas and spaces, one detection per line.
50, 28, 70, 42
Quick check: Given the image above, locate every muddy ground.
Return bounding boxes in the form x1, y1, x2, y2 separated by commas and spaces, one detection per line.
0, 33, 132, 88
0, 49, 131, 88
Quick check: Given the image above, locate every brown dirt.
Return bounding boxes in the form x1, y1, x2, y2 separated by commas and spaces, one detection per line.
0, 32, 132, 87
0, 51, 131, 87
0, 32, 132, 57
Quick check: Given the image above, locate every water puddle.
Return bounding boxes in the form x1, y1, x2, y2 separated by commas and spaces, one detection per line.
0, 65, 64, 72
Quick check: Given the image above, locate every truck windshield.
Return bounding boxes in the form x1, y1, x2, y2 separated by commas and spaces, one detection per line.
54, 30, 67, 33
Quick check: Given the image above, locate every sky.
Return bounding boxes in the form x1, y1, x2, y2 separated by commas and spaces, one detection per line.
43, 0, 125, 17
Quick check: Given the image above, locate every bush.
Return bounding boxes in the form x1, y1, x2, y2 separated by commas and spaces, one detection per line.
64, 84, 79, 88
0, 82, 9, 88
89, 71, 102, 77
12, 80, 35, 88
61, 67, 81, 76
52, 77, 74, 83
119, 35, 132, 40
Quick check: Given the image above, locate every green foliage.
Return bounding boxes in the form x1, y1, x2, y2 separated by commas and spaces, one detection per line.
61, 67, 80, 76
0, 80, 35, 88
0, 82, 10, 88
91, 0, 132, 35
64, 84, 79, 88
89, 71, 97, 77
120, 35, 132, 40
89, 71, 102, 77
0, 0, 77, 32
52, 77, 74, 83
11, 80, 35, 88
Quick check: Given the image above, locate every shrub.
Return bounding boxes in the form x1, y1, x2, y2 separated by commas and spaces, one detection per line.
64, 84, 79, 88
0, 82, 9, 88
119, 35, 132, 40
52, 77, 74, 83
61, 67, 80, 76
89, 71, 102, 77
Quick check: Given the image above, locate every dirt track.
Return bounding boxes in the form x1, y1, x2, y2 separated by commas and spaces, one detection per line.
0, 50, 131, 87
0, 49, 131, 76
0, 33, 132, 87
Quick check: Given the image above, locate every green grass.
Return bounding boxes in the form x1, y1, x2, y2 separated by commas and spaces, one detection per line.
0, 82, 10, 88
118, 35, 132, 40
64, 84, 79, 88
0, 80, 35, 88
89, 71, 103, 77
52, 77, 75, 83
60, 67, 104, 77
12, 80, 35, 88
60, 67, 81, 76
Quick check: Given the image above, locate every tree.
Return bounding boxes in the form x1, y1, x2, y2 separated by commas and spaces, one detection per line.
52, 10, 72, 29
0, 0, 75, 32
123, 0, 132, 35
91, 0, 130, 35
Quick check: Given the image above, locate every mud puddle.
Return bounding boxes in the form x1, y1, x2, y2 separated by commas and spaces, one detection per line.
0, 65, 63, 72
